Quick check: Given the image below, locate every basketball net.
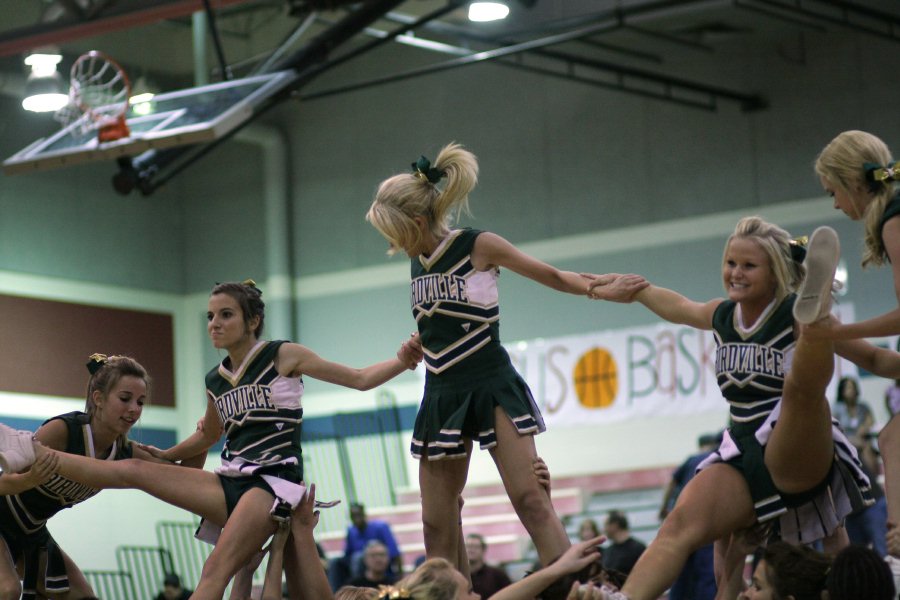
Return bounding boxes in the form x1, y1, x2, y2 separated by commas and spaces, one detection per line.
54, 51, 132, 143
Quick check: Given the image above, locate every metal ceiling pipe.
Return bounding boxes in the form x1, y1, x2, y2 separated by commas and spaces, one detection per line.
0, 0, 258, 58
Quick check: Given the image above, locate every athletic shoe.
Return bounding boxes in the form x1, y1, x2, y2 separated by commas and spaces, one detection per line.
793, 226, 840, 324
0, 422, 35, 474
886, 555, 900, 593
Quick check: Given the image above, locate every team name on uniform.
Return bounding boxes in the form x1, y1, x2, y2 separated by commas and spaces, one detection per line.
41, 474, 98, 504
214, 384, 274, 421
411, 274, 468, 307
716, 343, 785, 378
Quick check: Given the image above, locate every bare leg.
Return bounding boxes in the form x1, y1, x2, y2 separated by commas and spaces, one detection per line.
419, 442, 472, 570
765, 328, 835, 494
40, 449, 230, 526
41, 550, 94, 600
192, 488, 277, 600
0, 539, 21, 600
880, 415, 900, 542
455, 494, 471, 581
821, 524, 849, 554
621, 465, 756, 600
489, 408, 569, 566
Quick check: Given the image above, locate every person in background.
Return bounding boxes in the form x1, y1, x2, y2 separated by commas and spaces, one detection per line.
154, 573, 192, 600
824, 544, 896, 600
885, 378, 900, 418
348, 540, 398, 589
738, 541, 831, 600
601, 511, 645, 576
465, 533, 511, 597
330, 502, 402, 589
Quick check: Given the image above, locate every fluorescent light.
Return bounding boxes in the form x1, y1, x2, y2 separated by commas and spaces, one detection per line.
22, 51, 68, 113
468, 2, 509, 22
24, 53, 63, 77
22, 92, 68, 112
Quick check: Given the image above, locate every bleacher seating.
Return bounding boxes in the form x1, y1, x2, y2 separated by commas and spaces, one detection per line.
85, 466, 674, 596
319, 466, 674, 573
83, 570, 137, 600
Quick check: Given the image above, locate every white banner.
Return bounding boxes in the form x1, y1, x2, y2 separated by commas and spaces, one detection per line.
499, 303, 857, 428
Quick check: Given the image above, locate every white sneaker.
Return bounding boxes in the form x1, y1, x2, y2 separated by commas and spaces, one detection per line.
793, 226, 840, 324
0, 422, 35, 474
886, 555, 900, 593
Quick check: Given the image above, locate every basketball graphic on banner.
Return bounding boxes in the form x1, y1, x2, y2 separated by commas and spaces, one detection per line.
573, 347, 618, 408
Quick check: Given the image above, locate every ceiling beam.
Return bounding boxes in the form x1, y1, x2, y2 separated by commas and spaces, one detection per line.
0, 0, 259, 58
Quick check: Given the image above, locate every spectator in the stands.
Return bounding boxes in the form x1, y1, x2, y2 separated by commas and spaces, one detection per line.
154, 573, 192, 600
602, 510, 646, 576
330, 503, 402, 590
349, 540, 398, 589
465, 532, 511, 597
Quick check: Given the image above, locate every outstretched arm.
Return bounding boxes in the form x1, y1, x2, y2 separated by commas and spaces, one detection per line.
275, 334, 422, 391
471, 231, 594, 295
487, 536, 605, 600
141, 399, 223, 463
835, 335, 900, 379
806, 219, 900, 340
629, 285, 721, 330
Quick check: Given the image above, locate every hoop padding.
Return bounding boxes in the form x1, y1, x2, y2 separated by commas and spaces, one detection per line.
56, 51, 132, 142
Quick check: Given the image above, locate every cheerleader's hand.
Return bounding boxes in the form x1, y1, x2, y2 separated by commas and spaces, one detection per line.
587, 274, 648, 303
888, 522, 900, 558
24, 451, 59, 486
798, 313, 842, 340
397, 333, 423, 370
533, 456, 551, 496
135, 443, 171, 462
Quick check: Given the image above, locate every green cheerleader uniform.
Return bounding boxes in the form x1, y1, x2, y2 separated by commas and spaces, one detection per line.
410, 228, 545, 460
196, 340, 307, 544
697, 295, 872, 543
0, 411, 132, 599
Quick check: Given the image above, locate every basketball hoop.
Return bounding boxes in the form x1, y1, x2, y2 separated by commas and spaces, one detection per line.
56, 51, 131, 143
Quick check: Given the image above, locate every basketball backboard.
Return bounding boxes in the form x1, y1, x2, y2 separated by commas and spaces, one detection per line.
2, 69, 298, 176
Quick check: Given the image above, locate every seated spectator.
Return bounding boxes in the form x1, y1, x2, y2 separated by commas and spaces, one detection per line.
824, 544, 895, 600
601, 511, 645, 576
576, 519, 601, 543
465, 533, 511, 597
349, 540, 398, 589
330, 503, 402, 590
154, 573, 192, 600
738, 541, 831, 600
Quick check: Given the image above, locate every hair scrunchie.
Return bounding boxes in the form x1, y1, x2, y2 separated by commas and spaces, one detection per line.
411, 155, 445, 184
864, 161, 899, 192
377, 584, 412, 599
789, 235, 808, 263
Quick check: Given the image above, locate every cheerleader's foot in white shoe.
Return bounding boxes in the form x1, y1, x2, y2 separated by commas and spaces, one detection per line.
793, 226, 840, 325
0, 422, 36, 474
886, 554, 900, 593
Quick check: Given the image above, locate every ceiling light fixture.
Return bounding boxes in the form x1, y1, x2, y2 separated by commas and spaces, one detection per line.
22, 52, 68, 113
468, 2, 509, 22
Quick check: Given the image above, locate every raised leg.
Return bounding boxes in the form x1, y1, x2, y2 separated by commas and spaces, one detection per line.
41, 449, 230, 526
767, 226, 840, 494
